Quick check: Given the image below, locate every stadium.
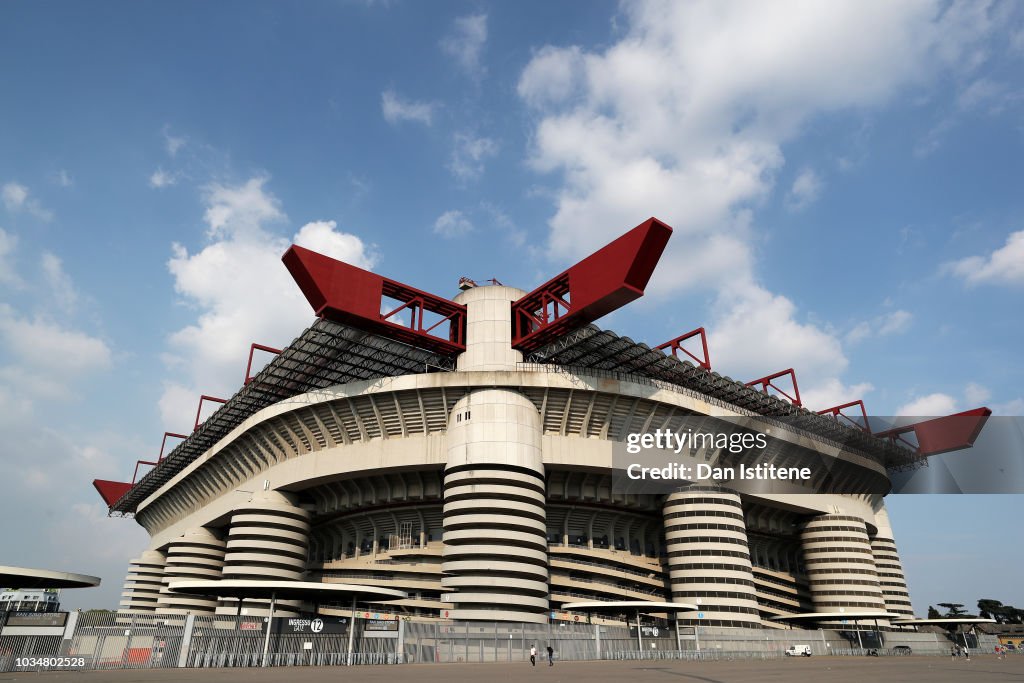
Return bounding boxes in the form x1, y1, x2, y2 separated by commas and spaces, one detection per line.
94, 217, 989, 632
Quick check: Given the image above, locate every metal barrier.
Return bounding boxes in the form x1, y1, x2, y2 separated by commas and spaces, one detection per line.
0, 611, 1004, 671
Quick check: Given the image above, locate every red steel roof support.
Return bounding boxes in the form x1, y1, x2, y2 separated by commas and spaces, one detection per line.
244, 343, 283, 385
873, 407, 992, 457
159, 432, 188, 461
511, 218, 673, 353
746, 369, 802, 407
194, 395, 228, 432
93, 480, 132, 507
283, 245, 467, 355
656, 327, 711, 370
132, 460, 159, 486
818, 400, 871, 433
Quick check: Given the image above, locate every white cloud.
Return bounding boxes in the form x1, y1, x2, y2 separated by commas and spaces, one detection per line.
480, 202, 527, 247
449, 132, 498, 182
708, 284, 847, 390
801, 378, 875, 415
785, 168, 823, 211
992, 397, 1024, 415
956, 77, 1008, 111
3, 181, 54, 220
202, 176, 285, 239
160, 178, 374, 429
877, 309, 913, 335
518, 0, 995, 409
520, 1, 994, 266
41, 252, 79, 311
944, 229, 1024, 286
896, 392, 958, 417
54, 169, 74, 187
149, 168, 178, 188
163, 124, 187, 157
964, 382, 991, 405
518, 46, 586, 108
381, 90, 435, 126
0, 304, 111, 377
440, 13, 487, 79
849, 309, 914, 343
2, 182, 28, 210
0, 227, 20, 286
433, 210, 473, 239
294, 220, 376, 262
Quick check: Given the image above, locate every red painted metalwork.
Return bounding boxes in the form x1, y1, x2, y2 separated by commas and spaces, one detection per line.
159, 432, 188, 461
244, 343, 283, 385
818, 400, 871, 433
283, 245, 466, 355
194, 395, 227, 432
746, 369, 802, 407
93, 479, 132, 507
656, 327, 711, 370
132, 460, 159, 485
511, 218, 673, 353
874, 407, 992, 457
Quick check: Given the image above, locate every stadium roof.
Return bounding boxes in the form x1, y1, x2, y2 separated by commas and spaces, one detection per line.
106, 316, 926, 516
526, 324, 921, 469
0, 565, 101, 590
107, 318, 453, 515
168, 579, 406, 603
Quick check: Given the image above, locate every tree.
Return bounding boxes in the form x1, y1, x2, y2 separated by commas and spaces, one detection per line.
938, 603, 968, 617
928, 605, 941, 619
978, 599, 1004, 622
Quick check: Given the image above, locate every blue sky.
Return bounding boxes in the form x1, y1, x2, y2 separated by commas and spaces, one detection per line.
1, 1, 1022, 614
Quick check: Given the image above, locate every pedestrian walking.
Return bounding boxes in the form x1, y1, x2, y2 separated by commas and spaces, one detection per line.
547, 645, 554, 666
530, 645, 536, 666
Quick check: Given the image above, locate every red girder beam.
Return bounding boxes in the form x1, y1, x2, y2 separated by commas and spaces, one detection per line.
93, 479, 132, 507
874, 407, 992, 457
132, 460, 159, 486
283, 245, 466, 355
656, 327, 711, 370
818, 400, 871, 433
194, 395, 228, 432
511, 218, 673, 352
159, 432, 188, 461
746, 368, 802, 407
244, 343, 283, 385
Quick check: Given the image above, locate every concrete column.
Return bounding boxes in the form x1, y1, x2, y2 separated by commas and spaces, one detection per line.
870, 505, 914, 620
800, 513, 886, 620
663, 485, 760, 627
454, 285, 525, 372
156, 527, 226, 614
119, 549, 166, 612
441, 389, 549, 623
216, 489, 310, 616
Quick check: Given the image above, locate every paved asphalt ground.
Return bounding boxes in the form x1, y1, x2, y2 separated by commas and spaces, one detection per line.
3, 656, 1023, 683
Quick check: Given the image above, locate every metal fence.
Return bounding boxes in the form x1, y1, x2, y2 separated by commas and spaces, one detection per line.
0, 610, 1003, 672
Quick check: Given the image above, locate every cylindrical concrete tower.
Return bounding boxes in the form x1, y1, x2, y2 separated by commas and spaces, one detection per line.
871, 505, 914, 620
800, 514, 886, 618
156, 527, 226, 614
455, 284, 525, 372
664, 486, 761, 627
441, 389, 549, 623
217, 489, 311, 616
119, 549, 166, 612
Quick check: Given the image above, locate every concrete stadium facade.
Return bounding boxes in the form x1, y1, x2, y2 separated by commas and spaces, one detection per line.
117, 283, 915, 628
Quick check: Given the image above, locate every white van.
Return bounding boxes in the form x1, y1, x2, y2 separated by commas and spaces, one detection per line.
785, 645, 812, 657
